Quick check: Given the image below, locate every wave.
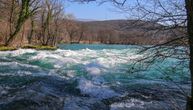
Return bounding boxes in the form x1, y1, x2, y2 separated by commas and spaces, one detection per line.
77, 78, 120, 99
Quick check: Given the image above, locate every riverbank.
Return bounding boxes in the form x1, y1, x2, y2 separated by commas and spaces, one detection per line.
22, 45, 57, 50
0, 46, 17, 51
0, 45, 57, 51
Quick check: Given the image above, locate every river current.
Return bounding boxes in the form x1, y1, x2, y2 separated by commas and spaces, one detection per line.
0, 44, 191, 110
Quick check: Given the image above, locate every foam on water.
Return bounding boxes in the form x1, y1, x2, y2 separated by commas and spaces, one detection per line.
0, 44, 190, 106
11, 49, 36, 56
0, 61, 46, 76
110, 99, 146, 110
78, 78, 120, 99
0, 61, 41, 70
85, 61, 106, 75
0, 46, 189, 76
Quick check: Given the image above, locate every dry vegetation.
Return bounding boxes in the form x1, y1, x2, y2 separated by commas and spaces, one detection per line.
76, 20, 183, 45
0, 0, 183, 50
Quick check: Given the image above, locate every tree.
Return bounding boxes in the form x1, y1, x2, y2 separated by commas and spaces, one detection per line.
98, 29, 114, 44
64, 19, 79, 43
27, 16, 35, 44
4, 0, 40, 46
185, 0, 193, 109
0, 0, 19, 45
77, 22, 87, 43
0, 0, 69, 47
39, 0, 64, 46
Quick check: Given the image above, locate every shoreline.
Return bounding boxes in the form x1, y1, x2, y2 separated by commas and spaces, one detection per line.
0, 43, 187, 51
0, 45, 57, 51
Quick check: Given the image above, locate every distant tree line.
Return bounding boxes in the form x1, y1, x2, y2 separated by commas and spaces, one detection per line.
69, 20, 180, 45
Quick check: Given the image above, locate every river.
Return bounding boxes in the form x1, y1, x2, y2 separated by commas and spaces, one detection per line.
0, 44, 191, 110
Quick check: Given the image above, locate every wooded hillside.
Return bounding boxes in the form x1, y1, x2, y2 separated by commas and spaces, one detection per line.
72, 20, 183, 45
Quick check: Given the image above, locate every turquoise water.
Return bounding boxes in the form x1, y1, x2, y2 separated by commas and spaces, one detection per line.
0, 44, 191, 110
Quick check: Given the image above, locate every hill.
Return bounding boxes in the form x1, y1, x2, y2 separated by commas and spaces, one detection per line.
71, 19, 179, 45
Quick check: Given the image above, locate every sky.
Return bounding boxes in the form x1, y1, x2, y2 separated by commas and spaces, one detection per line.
65, 1, 128, 21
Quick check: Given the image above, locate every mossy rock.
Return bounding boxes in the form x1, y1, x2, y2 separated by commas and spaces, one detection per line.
0, 46, 17, 51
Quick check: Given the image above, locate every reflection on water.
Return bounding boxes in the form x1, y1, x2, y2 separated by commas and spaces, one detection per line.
0, 44, 191, 110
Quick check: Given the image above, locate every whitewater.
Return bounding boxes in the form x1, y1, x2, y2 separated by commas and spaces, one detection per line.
0, 44, 191, 110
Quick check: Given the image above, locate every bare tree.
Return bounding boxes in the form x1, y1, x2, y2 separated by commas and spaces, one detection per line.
4, 0, 41, 46
0, 0, 19, 45
0, 0, 68, 47
185, 0, 193, 109
64, 19, 79, 43
39, 0, 64, 46
77, 23, 87, 43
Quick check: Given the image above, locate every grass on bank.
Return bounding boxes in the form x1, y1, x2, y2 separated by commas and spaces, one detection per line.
22, 45, 57, 50
0, 46, 17, 51
0, 45, 57, 51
